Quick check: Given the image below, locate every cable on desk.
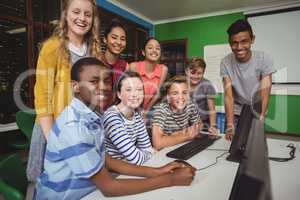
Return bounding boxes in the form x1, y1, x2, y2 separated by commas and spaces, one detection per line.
206, 148, 229, 152
269, 143, 296, 162
196, 151, 229, 171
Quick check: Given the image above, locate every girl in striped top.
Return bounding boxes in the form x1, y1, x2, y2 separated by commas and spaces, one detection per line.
103, 71, 153, 165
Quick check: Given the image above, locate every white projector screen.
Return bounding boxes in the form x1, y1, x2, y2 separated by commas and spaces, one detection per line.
247, 9, 300, 83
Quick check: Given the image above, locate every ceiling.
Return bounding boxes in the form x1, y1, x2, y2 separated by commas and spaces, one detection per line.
107, 0, 300, 24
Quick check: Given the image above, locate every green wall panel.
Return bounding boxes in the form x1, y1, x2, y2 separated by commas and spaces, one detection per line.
215, 94, 300, 135
155, 13, 244, 58
265, 95, 300, 135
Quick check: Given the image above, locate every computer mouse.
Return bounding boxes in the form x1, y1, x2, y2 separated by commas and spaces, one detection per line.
174, 159, 193, 168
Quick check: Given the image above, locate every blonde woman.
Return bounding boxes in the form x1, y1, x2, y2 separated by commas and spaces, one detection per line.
27, 0, 105, 182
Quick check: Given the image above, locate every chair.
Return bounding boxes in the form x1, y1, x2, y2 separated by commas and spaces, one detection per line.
16, 110, 36, 142
9, 110, 36, 149
0, 153, 28, 200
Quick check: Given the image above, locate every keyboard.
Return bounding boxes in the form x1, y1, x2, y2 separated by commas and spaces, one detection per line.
166, 134, 221, 160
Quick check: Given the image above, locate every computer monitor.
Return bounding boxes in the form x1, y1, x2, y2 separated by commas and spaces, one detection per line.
226, 104, 254, 162
229, 118, 272, 200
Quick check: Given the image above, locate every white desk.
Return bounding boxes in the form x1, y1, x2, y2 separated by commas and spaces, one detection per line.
82, 137, 300, 200
268, 139, 300, 200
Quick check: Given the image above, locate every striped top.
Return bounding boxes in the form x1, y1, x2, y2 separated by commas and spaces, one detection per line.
35, 98, 105, 200
103, 106, 153, 165
152, 101, 201, 135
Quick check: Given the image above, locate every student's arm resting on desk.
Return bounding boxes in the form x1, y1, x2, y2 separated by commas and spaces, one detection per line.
105, 155, 182, 177
91, 159, 195, 197
152, 122, 202, 150
152, 103, 202, 150
259, 74, 272, 121
223, 76, 235, 140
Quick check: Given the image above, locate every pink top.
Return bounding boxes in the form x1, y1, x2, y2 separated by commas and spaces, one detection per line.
101, 54, 128, 86
135, 61, 164, 110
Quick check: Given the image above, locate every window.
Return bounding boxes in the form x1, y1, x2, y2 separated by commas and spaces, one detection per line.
0, 0, 59, 123
160, 39, 187, 77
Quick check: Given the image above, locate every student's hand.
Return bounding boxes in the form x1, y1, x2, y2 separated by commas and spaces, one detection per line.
169, 167, 196, 186
208, 126, 220, 139
225, 128, 234, 141
208, 126, 219, 135
209, 126, 219, 135
156, 161, 182, 175
259, 114, 265, 122
185, 125, 200, 140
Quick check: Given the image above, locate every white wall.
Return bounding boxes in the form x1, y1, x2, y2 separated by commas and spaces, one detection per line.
248, 9, 300, 83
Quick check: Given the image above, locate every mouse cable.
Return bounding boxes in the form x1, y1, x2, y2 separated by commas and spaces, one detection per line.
269, 143, 296, 162
196, 151, 229, 171
206, 148, 229, 152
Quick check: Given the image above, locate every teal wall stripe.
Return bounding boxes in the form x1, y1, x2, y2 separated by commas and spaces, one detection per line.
96, 0, 154, 35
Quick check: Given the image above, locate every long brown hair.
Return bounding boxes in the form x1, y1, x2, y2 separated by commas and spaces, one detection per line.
52, 0, 101, 60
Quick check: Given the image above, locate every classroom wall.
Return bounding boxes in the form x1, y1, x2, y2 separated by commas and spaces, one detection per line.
155, 13, 300, 135
155, 13, 244, 57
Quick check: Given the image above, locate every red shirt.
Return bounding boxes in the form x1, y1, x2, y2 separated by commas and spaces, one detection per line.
101, 54, 128, 86
135, 61, 164, 110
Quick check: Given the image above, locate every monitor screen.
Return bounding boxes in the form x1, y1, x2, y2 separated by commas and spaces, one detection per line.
226, 104, 254, 162
229, 119, 272, 200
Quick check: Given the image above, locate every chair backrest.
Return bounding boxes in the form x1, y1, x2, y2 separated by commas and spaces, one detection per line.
16, 110, 36, 141
0, 179, 24, 200
0, 154, 28, 200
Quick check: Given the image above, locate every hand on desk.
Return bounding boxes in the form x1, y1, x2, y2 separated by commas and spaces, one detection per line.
156, 161, 183, 175
208, 126, 219, 135
169, 167, 196, 186
157, 160, 195, 174
184, 124, 201, 140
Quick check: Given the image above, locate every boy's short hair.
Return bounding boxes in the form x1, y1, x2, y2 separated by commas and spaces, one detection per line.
227, 19, 254, 39
164, 75, 188, 94
71, 57, 107, 81
185, 57, 206, 70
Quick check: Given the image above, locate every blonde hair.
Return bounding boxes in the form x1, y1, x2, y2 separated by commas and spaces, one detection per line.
185, 57, 206, 70
164, 75, 188, 94
52, 0, 101, 60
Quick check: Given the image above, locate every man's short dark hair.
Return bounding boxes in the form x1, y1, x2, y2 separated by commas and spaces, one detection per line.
227, 19, 254, 39
71, 57, 106, 81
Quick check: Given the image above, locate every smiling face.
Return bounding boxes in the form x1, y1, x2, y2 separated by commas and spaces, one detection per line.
167, 82, 189, 113
105, 26, 126, 55
73, 65, 112, 112
143, 39, 161, 62
229, 31, 255, 63
117, 77, 144, 110
66, 0, 93, 41
185, 67, 204, 87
